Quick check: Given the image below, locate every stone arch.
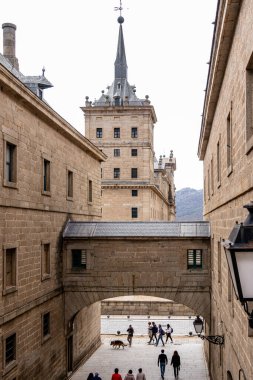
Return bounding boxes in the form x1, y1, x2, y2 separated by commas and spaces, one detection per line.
64, 289, 210, 329
227, 371, 233, 380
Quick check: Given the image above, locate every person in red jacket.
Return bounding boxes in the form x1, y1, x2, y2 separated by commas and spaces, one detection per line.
112, 368, 123, 380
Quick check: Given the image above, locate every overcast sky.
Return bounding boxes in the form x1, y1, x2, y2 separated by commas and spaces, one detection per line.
1, 0, 217, 191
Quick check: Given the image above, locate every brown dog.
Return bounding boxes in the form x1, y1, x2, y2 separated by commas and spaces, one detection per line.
110, 340, 128, 349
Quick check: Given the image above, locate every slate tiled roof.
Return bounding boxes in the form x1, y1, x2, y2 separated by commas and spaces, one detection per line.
63, 221, 210, 239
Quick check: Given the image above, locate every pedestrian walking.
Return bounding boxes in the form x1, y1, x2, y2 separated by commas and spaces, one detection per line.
87, 374, 94, 380
112, 368, 123, 380
157, 349, 168, 379
127, 325, 134, 347
124, 369, 135, 380
156, 324, 165, 346
136, 368, 146, 380
148, 321, 158, 344
147, 321, 153, 343
171, 350, 181, 378
165, 324, 173, 343
94, 372, 102, 380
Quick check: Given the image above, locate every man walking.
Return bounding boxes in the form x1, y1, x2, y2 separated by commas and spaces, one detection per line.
157, 349, 168, 379
127, 324, 134, 347
148, 321, 158, 344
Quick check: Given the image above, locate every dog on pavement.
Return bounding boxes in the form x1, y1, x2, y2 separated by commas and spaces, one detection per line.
110, 340, 128, 349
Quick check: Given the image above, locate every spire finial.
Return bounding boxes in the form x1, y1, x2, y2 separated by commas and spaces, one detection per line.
114, 0, 124, 23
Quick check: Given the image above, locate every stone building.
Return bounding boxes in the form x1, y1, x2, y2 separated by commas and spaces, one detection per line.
0, 23, 106, 379
198, 0, 253, 379
82, 15, 176, 221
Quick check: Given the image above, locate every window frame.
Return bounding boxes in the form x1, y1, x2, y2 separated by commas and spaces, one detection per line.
131, 207, 138, 219
67, 169, 74, 199
3, 245, 17, 295
114, 168, 120, 179
88, 179, 93, 204
96, 128, 103, 138
226, 107, 233, 176
187, 249, 203, 269
71, 249, 87, 270
131, 168, 138, 178
131, 127, 138, 138
131, 149, 138, 157
132, 189, 138, 197
3, 134, 18, 189
42, 311, 51, 343
41, 241, 51, 281
114, 149, 121, 157
41, 154, 51, 196
3, 332, 17, 373
114, 128, 120, 138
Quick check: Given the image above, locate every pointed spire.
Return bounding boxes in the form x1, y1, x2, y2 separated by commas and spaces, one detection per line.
114, 17, 128, 80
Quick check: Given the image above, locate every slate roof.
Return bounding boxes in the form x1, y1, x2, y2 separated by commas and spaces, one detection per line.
0, 53, 53, 93
93, 18, 148, 107
63, 221, 210, 239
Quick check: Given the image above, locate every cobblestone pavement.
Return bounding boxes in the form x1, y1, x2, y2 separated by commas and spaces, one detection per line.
70, 335, 210, 380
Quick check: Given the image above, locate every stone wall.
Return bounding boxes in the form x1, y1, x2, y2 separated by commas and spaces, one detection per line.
199, 0, 253, 379
0, 64, 105, 379
101, 300, 194, 316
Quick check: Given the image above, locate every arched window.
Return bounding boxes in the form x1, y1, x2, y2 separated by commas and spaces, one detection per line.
227, 371, 233, 380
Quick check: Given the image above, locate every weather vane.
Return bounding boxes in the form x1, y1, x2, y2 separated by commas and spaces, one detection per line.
114, 0, 123, 17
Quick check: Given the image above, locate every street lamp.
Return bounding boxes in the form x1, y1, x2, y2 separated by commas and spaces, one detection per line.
193, 316, 224, 345
222, 202, 253, 328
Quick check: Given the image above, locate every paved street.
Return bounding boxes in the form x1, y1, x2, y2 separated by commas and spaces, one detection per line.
71, 321, 210, 380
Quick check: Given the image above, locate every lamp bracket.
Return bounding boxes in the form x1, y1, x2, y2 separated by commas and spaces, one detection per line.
198, 334, 224, 345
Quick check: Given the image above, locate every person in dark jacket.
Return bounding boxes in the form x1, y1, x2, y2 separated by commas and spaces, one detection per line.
157, 349, 168, 379
87, 374, 94, 380
148, 321, 158, 344
171, 350, 181, 378
94, 373, 102, 380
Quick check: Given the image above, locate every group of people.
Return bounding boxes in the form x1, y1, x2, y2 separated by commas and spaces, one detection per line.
147, 321, 173, 346
112, 368, 146, 380
158, 349, 181, 379
87, 368, 146, 380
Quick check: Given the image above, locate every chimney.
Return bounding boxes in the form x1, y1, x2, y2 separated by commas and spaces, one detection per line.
2, 23, 19, 70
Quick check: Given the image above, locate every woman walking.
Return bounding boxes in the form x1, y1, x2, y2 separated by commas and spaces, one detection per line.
124, 369, 135, 380
171, 350, 181, 378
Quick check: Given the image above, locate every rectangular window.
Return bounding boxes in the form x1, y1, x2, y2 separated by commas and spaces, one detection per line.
72, 249, 87, 269
114, 128, 120, 138
5, 143, 16, 183
211, 157, 214, 195
4, 247, 17, 293
217, 140, 221, 186
114, 168, 120, 179
42, 312, 50, 338
131, 149, 138, 157
96, 128, 103, 138
131, 207, 138, 218
207, 168, 210, 200
131, 168, 138, 178
132, 189, 138, 196
88, 180, 92, 203
5, 333, 16, 366
67, 170, 73, 198
187, 249, 202, 269
131, 127, 138, 138
43, 159, 50, 193
41, 243, 50, 280
114, 149, 120, 157
227, 110, 233, 174
218, 240, 221, 285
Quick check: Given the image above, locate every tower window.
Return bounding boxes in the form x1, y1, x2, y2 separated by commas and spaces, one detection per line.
114, 168, 120, 179
132, 189, 138, 196
114, 128, 120, 138
131, 149, 138, 157
114, 149, 120, 157
131, 127, 138, 138
96, 128, 103, 138
131, 168, 138, 178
